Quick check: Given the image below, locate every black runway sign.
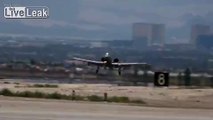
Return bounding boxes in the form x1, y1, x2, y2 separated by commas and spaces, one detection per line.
154, 72, 169, 86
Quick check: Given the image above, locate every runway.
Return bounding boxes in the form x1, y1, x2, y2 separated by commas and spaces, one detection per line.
0, 97, 213, 120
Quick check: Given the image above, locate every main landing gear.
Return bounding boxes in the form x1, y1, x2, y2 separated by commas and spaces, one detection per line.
118, 67, 121, 76
96, 66, 99, 74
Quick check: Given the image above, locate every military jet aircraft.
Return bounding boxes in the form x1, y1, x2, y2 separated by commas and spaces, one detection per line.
73, 53, 150, 75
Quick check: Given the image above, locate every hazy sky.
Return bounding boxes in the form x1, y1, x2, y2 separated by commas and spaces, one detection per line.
0, 0, 213, 42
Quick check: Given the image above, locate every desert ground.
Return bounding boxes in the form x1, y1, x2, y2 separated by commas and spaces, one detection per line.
1, 80, 213, 109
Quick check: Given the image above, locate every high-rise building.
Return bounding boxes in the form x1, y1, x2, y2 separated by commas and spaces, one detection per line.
132, 23, 165, 47
197, 34, 213, 49
151, 24, 165, 45
190, 24, 211, 45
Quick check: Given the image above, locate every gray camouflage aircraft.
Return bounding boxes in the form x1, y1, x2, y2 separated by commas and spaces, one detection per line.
73, 53, 150, 75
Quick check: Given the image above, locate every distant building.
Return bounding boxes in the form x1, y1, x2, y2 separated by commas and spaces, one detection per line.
132, 23, 165, 47
190, 24, 211, 45
105, 40, 133, 48
196, 34, 213, 49
90, 42, 108, 48
151, 24, 165, 45
164, 43, 194, 50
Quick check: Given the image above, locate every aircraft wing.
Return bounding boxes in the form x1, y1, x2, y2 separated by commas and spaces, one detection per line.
112, 62, 151, 68
73, 57, 105, 66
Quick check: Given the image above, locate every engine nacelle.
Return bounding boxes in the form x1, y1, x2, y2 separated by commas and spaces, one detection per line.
113, 58, 119, 63
101, 57, 106, 61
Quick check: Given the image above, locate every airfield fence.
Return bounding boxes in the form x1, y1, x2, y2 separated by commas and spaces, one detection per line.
135, 74, 213, 88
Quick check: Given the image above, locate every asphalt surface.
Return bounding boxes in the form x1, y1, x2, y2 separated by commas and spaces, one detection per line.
0, 97, 213, 120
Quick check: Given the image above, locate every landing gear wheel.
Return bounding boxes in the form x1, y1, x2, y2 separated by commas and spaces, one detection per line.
118, 71, 121, 76
96, 66, 100, 74
118, 67, 121, 76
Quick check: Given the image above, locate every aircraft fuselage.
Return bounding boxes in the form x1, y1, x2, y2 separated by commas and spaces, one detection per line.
101, 56, 113, 69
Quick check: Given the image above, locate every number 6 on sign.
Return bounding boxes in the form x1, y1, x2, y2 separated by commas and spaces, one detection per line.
154, 72, 169, 86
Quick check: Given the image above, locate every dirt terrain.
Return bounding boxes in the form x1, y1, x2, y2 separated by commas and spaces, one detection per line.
1, 81, 213, 109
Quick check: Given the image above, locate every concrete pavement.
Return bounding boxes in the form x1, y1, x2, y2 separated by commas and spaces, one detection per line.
0, 97, 213, 120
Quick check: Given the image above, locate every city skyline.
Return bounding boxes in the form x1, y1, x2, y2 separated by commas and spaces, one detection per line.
133, 23, 165, 46
0, 0, 213, 43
